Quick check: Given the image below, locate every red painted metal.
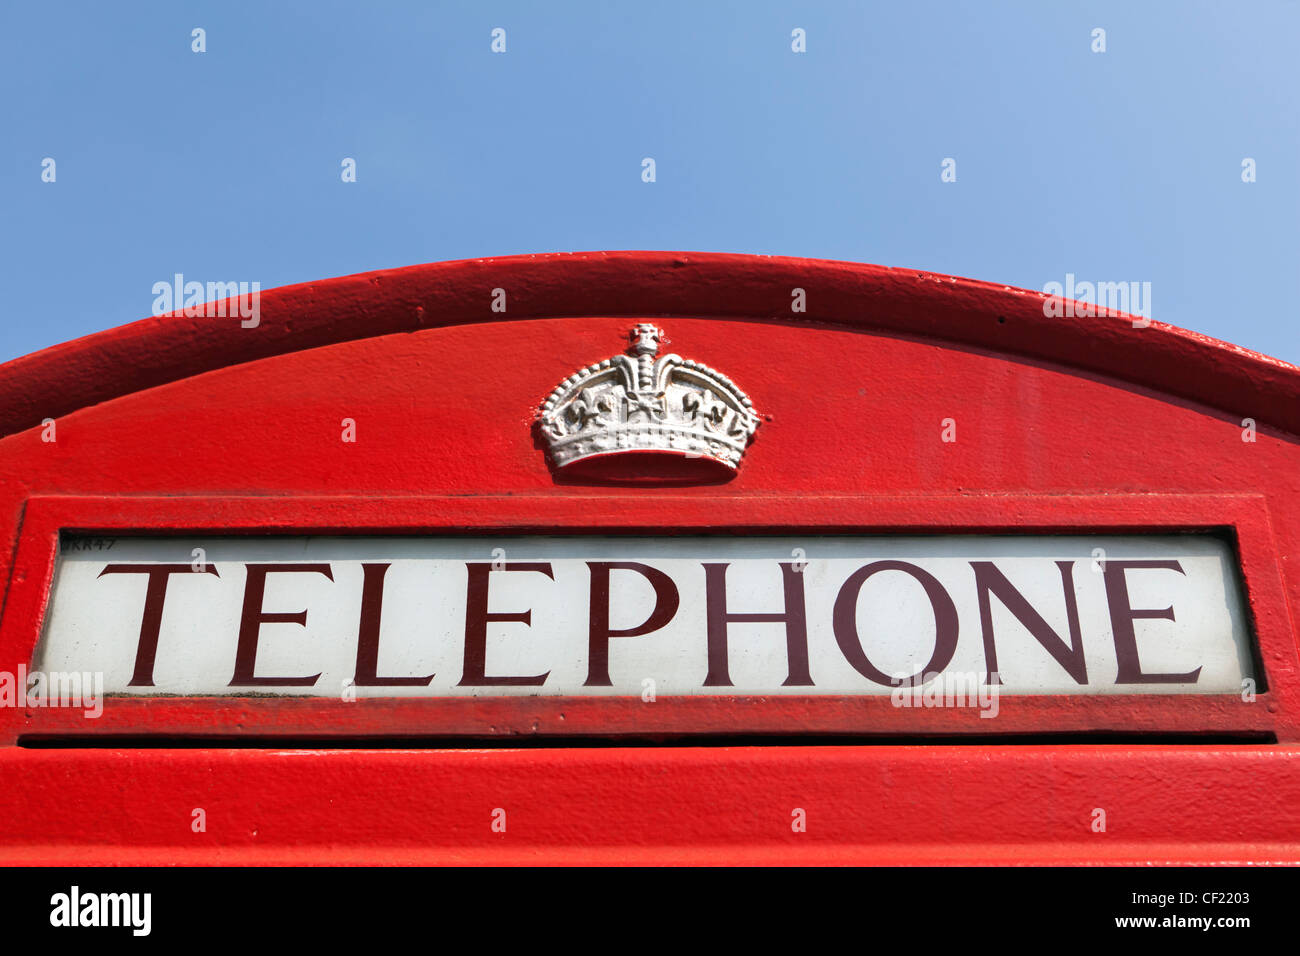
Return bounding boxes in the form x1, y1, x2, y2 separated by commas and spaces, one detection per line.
0, 251, 1298, 864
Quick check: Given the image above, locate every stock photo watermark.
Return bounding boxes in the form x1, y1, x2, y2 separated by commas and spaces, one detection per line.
151, 273, 260, 328
891, 670, 1000, 718
0, 665, 103, 718
1042, 274, 1152, 327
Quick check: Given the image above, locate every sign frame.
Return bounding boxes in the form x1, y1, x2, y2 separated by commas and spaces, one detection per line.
2, 491, 1295, 744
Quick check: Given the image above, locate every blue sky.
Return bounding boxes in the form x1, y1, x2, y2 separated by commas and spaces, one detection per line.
3, 0, 1297, 364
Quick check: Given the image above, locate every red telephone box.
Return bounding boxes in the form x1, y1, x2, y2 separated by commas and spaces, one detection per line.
1, 251, 1298, 864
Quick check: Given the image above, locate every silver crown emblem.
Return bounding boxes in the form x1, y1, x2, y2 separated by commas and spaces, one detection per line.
538, 324, 759, 478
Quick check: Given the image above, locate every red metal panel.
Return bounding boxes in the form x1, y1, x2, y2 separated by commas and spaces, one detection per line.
0, 252, 1297, 864
0, 747, 1297, 866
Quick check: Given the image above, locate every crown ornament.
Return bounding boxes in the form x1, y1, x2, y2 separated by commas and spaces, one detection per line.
538, 325, 759, 479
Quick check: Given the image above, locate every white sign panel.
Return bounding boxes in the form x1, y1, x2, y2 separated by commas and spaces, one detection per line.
33, 534, 1255, 697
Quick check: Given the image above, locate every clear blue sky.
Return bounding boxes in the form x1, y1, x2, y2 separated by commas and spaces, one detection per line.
3, 1, 1297, 365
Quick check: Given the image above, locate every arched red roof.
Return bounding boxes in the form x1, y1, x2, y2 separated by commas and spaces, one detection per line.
1, 251, 1297, 439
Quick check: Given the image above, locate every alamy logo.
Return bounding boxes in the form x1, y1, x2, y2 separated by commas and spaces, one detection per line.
151, 273, 260, 328
0, 665, 103, 718
50, 886, 151, 936
1041, 273, 1152, 326
890, 671, 1000, 718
